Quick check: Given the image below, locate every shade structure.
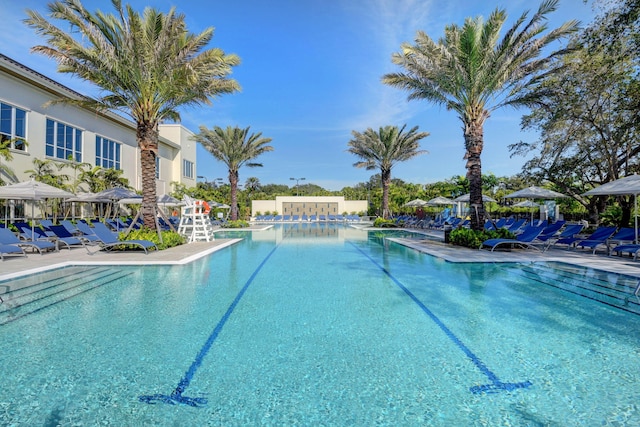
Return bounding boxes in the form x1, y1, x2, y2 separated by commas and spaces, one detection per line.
157, 194, 182, 206
0, 179, 74, 234
583, 175, 640, 243
583, 175, 640, 197
512, 200, 540, 208
118, 194, 183, 205
504, 186, 568, 199
512, 200, 540, 223
0, 179, 74, 200
426, 196, 454, 206
67, 192, 110, 203
453, 193, 497, 203
91, 187, 139, 201
404, 198, 429, 207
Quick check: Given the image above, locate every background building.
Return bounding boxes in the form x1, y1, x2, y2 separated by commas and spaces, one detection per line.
252, 196, 367, 217
0, 53, 196, 194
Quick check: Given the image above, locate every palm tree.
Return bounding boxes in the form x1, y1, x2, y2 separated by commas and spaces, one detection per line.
382, 0, 578, 229
347, 125, 429, 219
192, 126, 274, 220
25, 158, 69, 188
25, 0, 240, 229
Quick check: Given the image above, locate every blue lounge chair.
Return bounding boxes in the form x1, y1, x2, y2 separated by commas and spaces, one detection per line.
539, 223, 584, 248
507, 218, 527, 233
18, 226, 84, 251
604, 227, 636, 254
0, 244, 26, 260
555, 226, 617, 253
47, 225, 90, 249
0, 227, 56, 254
610, 243, 640, 260
88, 222, 157, 255
533, 220, 566, 243
481, 225, 546, 252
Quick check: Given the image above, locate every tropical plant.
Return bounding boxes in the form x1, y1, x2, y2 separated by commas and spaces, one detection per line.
25, 158, 69, 188
122, 228, 185, 250
25, 0, 240, 228
0, 138, 21, 185
64, 155, 91, 193
382, 0, 578, 229
192, 126, 274, 220
449, 227, 514, 249
347, 124, 429, 218
78, 166, 131, 193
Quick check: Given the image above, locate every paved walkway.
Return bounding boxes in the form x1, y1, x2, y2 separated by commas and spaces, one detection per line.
2, 225, 640, 282
390, 229, 640, 278
0, 238, 242, 282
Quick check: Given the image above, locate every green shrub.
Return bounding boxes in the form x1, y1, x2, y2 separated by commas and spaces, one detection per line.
373, 217, 398, 228
120, 228, 185, 250
449, 227, 514, 249
222, 220, 249, 228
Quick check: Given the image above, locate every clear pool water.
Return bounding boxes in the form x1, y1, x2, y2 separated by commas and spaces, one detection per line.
1, 223, 639, 426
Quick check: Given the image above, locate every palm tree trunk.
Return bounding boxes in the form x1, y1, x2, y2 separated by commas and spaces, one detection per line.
137, 121, 158, 229
465, 121, 485, 230
229, 170, 239, 220
381, 169, 391, 219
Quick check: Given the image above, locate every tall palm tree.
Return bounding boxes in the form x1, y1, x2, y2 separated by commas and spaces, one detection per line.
382, 0, 578, 229
25, 0, 240, 229
192, 126, 274, 220
347, 125, 429, 219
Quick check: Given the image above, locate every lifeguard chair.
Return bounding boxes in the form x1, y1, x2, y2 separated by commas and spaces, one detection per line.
177, 196, 215, 242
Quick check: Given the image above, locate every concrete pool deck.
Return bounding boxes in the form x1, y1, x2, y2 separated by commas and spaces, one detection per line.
1, 225, 640, 281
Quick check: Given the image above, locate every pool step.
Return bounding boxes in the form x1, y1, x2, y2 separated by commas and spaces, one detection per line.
0, 268, 133, 325
513, 263, 640, 315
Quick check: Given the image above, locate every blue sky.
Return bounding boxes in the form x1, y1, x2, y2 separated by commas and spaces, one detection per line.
0, 0, 597, 190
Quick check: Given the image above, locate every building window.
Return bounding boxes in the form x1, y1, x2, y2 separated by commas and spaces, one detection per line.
155, 156, 160, 179
0, 102, 27, 151
183, 159, 194, 179
95, 136, 121, 170
45, 118, 82, 162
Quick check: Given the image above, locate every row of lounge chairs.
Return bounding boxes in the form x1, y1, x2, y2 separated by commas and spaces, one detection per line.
0, 219, 158, 261
480, 222, 640, 257
254, 214, 361, 222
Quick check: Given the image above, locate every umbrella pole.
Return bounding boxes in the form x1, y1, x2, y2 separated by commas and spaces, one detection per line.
635, 194, 638, 244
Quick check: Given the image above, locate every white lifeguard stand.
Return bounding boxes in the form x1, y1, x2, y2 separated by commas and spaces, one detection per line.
177, 196, 215, 242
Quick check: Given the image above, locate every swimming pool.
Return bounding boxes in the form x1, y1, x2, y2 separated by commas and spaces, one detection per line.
1, 223, 639, 425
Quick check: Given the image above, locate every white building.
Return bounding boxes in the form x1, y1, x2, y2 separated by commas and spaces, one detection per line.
252, 196, 368, 217
0, 53, 196, 194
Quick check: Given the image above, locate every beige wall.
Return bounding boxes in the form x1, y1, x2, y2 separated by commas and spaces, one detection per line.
0, 54, 194, 194
251, 196, 367, 217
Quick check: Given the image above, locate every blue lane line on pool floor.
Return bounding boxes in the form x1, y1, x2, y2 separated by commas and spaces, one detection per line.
139, 243, 281, 407
350, 242, 532, 395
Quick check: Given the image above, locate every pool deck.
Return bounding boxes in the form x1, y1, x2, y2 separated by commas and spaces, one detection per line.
2, 226, 640, 281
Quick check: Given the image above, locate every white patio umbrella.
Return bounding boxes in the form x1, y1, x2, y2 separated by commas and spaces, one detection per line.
404, 198, 429, 207
505, 186, 569, 224
91, 187, 140, 220
426, 196, 455, 206
0, 179, 74, 200
157, 194, 182, 206
583, 175, 640, 243
0, 179, 74, 234
453, 193, 497, 203
91, 187, 139, 201
512, 200, 540, 223
504, 185, 568, 200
